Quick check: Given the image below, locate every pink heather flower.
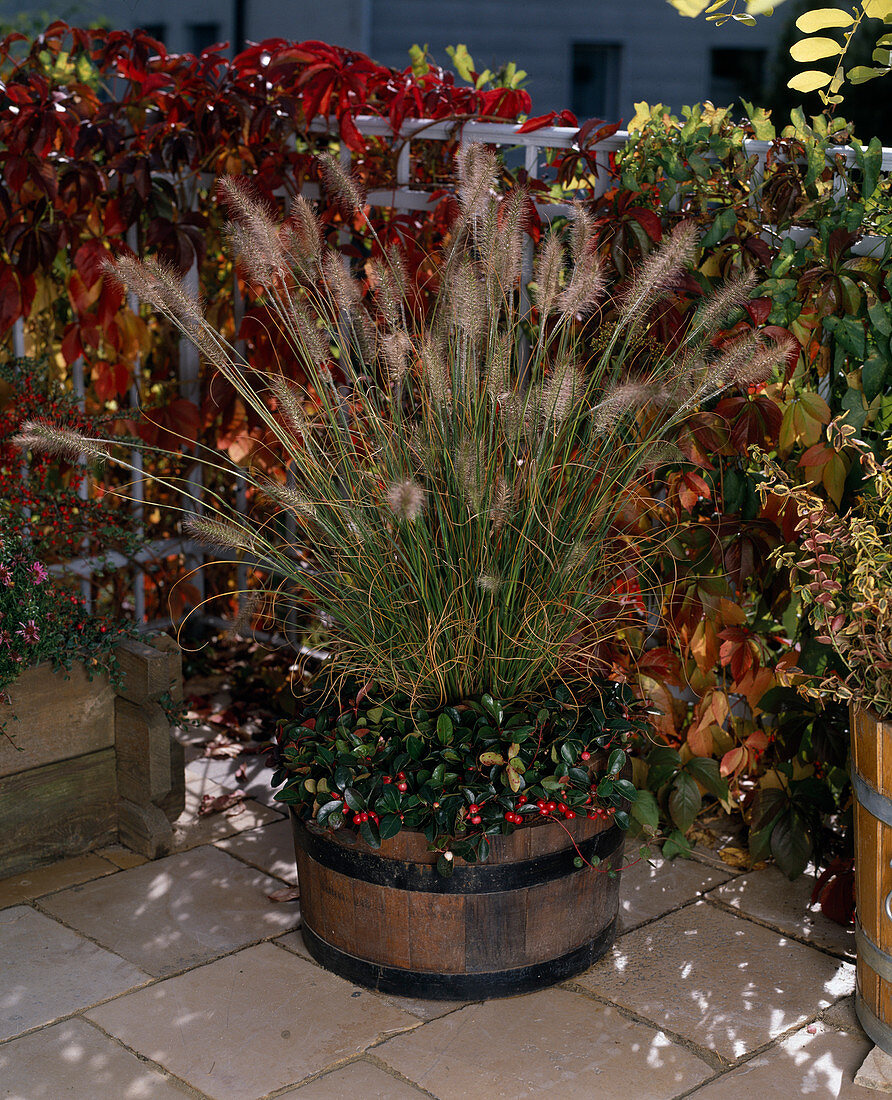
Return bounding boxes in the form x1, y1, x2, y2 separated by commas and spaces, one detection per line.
30, 561, 48, 583
0, 565, 12, 586
16, 620, 39, 644
0, 630, 10, 647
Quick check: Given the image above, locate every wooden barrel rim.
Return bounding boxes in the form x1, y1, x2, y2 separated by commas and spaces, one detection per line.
301, 917, 618, 999
292, 815, 623, 895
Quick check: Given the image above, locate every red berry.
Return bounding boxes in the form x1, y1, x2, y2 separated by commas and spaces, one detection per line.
539, 807, 549, 816
468, 803, 480, 813
564, 810, 576, 819
536, 799, 547, 810
587, 812, 598, 820
557, 802, 568, 813
608, 807, 616, 815
470, 814, 482, 825
516, 795, 527, 805
360, 812, 369, 823
545, 801, 557, 812
504, 811, 514, 821
331, 792, 342, 800
382, 776, 392, 784
353, 813, 363, 825
397, 771, 407, 780
581, 751, 591, 761
397, 781, 408, 792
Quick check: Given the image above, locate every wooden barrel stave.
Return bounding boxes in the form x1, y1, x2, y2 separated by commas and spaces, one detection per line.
292, 811, 623, 998
852, 704, 892, 1051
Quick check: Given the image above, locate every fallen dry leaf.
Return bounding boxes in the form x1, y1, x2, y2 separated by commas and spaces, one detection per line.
197, 790, 248, 817
267, 886, 301, 903
717, 845, 751, 869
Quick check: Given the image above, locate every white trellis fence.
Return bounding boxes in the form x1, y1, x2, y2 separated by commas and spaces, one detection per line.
9, 115, 892, 633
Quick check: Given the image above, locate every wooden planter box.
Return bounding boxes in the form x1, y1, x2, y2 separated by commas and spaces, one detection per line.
0, 636, 185, 878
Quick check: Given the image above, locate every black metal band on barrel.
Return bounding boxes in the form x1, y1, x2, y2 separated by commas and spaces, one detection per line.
852, 767, 892, 828
300, 918, 617, 999
292, 815, 623, 894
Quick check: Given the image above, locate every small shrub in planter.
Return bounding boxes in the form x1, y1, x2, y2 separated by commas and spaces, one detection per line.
0, 531, 127, 742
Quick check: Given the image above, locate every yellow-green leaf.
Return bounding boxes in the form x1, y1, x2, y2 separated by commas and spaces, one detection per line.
668, 0, 712, 15
787, 69, 834, 91
847, 64, 888, 81
790, 36, 844, 61
747, 0, 776, 14
863, 0, 892, 19
872, 46, 892, 63
796, 7, 855, 32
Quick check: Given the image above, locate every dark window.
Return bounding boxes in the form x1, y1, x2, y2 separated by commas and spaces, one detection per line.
571, 43, 622, 122
138, 24, 167, 45
187, 22, 222, 56
710, 47, 767, 107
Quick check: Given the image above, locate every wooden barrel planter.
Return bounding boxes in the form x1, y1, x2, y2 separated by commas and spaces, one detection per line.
852, 704, 892, 1052
291, 810, 624, 999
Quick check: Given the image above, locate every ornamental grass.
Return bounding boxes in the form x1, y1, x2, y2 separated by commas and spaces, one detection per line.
17, 146, 790, 710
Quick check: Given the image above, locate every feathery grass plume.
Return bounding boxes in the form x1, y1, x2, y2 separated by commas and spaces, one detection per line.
533, 231, 565, 316
231, 590, 264, 638
109, 254, 204, 331
268, 375, 310, 437
285, 194, 323, 264
286, 297, 330, 368
477, 572, 501, 595
455, 438, 485, 510
485, 332, 513, 403
386, 479, 426, 522
383, 330, 413, 384
489, 475, 512, 533
185, 515, 258, 555
318, 152, 366, 217
259, 477, 317, 518
456, 142, 498, 221
420, 334, 452, 407
372, 256, 404, 331
688, 270, 757, 341
591, 381, 657, 434
353, 307, 379, 366
542, 360, 584, 423
489, 186, 528, 288
731, 332, 797, 388
322, 248, 362, 314
448, 260, 488, 340
12, 420, 109, 464
618, 222, 699, 326
219, 177, 291, 285
640, 440, 687, 472
557, 256, 606, 318
569, 201, 596, 266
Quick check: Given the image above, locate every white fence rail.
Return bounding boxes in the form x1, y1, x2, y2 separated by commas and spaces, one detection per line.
9, 114, 892, 633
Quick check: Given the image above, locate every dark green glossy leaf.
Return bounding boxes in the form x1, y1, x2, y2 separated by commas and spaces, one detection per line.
668, 772, 701, 833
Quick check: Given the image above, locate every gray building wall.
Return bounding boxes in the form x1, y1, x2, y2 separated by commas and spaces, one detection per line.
25, 0, 782, 122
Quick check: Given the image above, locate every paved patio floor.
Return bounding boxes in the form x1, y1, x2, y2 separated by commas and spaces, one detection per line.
0, 764, 876, 1099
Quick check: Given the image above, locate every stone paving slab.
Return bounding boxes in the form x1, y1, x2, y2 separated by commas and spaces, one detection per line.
38, 845, 300, 977
275, 929, 470, 1021
375, 987, 714, 1099
0, 1017, 194, 1099
171, 773, 282, 852
0, 906, 149, 1042
706, 865, 855, 957
575, 901, 855, 1062
186, 756, 279, 808
0, 853, 118, 909
687, 1019, 877, 1098
85, 942, 421, 1100
278, 1058, 430, 1098
215, 817, 298, 884
619, 852, 736, 931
